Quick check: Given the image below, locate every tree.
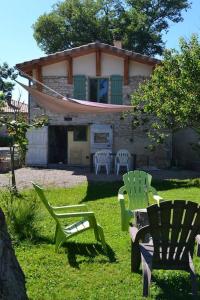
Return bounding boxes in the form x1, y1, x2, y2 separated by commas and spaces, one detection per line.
131, 35, 200, 155
0, 63, 46, 193
33, 0, 190, 56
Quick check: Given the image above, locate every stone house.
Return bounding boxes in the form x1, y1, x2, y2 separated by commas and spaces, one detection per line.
16, 42, 171, 169
0, 100, 28, 138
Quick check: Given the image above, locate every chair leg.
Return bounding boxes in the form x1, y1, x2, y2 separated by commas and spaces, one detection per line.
95, 164, 98, 175
55, 230, 64, 253
97, 224, 107, 253
141, 255, 152, 297
117, 164, 120, 175
189, 258, 198, 296
131, 240, 141, 273
54, 224, 59, 243
106, 164, 109, 175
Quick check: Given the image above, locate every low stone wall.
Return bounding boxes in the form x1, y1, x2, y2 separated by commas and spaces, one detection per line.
173, 128, 200, 169
0, 148, 21, 173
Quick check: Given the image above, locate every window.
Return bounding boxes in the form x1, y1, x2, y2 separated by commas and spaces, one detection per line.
73, 126, 87, 141
94, 132, 110, 144
89, 78, 109, 103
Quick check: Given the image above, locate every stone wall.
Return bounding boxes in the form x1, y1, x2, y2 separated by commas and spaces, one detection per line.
173, 128, 200, 170
29, 75, 171, 168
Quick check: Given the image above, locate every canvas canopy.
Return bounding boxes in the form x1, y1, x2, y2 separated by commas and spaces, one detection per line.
19, 82, 132, 114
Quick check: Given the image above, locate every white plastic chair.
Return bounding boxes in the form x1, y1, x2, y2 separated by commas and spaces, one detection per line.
94, 150, 111, 175
115, 149, 131, 175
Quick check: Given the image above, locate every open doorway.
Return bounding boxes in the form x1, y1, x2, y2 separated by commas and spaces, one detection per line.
48, 126, 68, 164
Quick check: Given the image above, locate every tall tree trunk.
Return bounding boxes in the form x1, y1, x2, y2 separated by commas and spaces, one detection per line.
0, 208, 28, 300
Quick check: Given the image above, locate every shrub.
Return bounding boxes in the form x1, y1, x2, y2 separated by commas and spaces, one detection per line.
0, 188, 39, 242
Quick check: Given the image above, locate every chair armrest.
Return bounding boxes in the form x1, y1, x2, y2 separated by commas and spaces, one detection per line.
196, 235, 200, 257
149, 186, 163, 204
55, 211, 95, 218
118, 186, 126, 201
153, 195, 163, 205
129, 226, 139, 242
118, 186, 132, 231
52, 204, 88, 211
130, 225, 150, 243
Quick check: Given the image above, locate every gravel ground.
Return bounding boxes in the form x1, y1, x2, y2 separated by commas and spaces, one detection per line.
0, 167, 199, 190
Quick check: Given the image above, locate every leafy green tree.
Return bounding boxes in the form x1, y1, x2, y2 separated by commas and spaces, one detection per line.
131, 35, 200, 156
33, 0, 190, 56
0, 63, 46, 193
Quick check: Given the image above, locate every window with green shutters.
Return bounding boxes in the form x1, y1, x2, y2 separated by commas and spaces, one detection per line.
73, 75, 86, 100
110, 75, 123, 105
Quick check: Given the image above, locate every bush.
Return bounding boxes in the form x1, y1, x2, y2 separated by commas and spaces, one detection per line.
0, 189, 39, 242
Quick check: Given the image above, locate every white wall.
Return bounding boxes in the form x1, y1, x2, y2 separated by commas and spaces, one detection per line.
36, 52, 153, 79
73, 53, 96, 76
101, 53, 123, 76
42, 61, 67, 76
129, 61, 153, 76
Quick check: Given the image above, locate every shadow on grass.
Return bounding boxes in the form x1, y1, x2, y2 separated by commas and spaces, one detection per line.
80, 179, 200, 203
64, 242, 116, 268
81, 181, 122, 202
152, 272, 200, 300
31, 234, 54, 245
153, 178, 200, 192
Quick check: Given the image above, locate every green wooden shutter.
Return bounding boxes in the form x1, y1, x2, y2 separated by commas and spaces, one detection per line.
110, 75, 123, 105
73, 75, 86, 100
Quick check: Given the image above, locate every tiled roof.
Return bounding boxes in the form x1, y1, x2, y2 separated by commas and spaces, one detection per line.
1, 100, 28, 114
16, 42, 160, 71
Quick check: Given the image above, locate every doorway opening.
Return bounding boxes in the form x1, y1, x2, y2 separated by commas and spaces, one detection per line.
48, 126, 68, 164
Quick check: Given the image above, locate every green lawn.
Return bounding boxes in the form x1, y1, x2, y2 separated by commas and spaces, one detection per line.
2, 178, 200, 300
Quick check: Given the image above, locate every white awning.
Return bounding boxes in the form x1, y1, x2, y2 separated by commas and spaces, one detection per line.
19, 82, 133, 114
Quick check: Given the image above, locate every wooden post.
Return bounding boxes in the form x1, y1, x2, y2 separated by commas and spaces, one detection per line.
124, 57, 129, 85
96, 49, 101, 76
35, 65, 42, 91
67, 57, 73, 84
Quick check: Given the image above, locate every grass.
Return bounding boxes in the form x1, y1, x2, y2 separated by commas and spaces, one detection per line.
1, 178, 200, 300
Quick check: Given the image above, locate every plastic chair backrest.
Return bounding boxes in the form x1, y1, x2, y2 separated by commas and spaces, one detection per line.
32, 183, 58, 222
116, 149, 130, 164
95, 150, 111, 164
122, 170, 152, 210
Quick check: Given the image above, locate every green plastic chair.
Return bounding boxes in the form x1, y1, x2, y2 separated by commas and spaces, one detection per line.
118, 170, 163, 231
32, 183, 107, 253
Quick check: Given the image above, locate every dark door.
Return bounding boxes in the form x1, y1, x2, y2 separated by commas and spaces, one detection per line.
48, 126, 68, 163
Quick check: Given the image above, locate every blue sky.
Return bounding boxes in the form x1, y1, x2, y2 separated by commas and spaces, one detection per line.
0, 0, 200, 102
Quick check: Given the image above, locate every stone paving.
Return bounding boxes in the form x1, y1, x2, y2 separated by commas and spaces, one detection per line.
0, 167, 199, 190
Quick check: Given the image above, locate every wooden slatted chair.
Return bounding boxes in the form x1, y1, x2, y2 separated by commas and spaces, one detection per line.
32, 183, 107, 253
118, 170, 162, 231
130, 200, 200, 297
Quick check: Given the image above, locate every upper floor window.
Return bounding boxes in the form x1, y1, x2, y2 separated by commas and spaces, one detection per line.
89, 78, 109, 103
73, 75, 123, 105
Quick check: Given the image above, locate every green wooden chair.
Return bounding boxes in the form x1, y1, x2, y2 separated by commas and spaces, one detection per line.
130, 200, 200, 297
32, 183, 107, 253
118, 170, 163, 231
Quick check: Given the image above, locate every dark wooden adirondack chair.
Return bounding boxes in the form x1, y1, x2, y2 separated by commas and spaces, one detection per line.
32, 183, 107, 253
130, 200, 200, 297
118, 170, 162, 231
